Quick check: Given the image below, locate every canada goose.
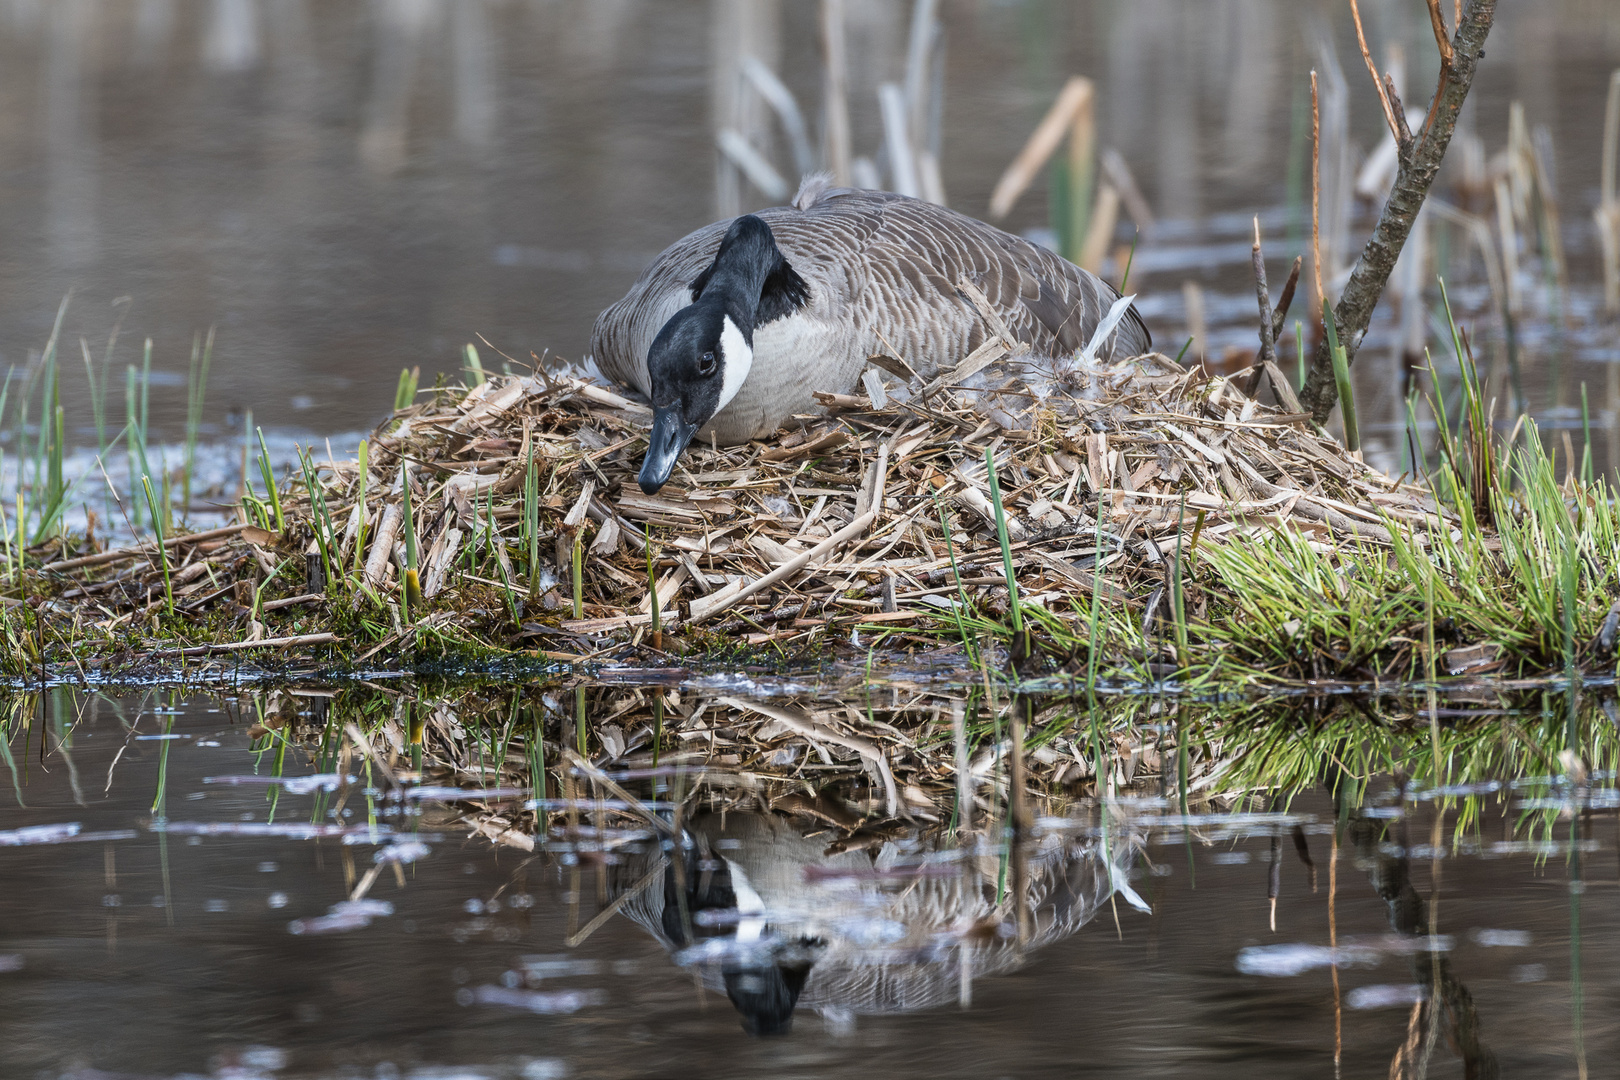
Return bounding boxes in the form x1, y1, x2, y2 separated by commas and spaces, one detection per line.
590, 176, 1150, 495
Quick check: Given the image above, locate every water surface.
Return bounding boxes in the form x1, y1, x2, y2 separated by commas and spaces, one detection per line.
0, 684, 1614, 1077
0, 0, 1611, 459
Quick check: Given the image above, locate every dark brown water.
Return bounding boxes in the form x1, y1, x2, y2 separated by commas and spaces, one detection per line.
1, 685, 1616, 1078
0, 0, 1613, 457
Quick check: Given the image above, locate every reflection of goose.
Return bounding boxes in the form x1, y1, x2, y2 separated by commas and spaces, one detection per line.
607, 811, 1148, 1035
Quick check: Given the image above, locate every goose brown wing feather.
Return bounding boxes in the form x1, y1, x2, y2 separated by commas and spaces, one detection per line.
765, 190, 1149, 369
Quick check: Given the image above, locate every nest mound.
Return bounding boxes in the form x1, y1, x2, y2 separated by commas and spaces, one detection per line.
315, 348, 1442, 651
31, 346, 1452, 670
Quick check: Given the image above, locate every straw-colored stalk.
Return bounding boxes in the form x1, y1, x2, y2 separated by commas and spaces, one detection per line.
1310, 70, 1324, 319
1597, 69, 1620, 314
819, 0, 852, 186
988, 76, 1093, 221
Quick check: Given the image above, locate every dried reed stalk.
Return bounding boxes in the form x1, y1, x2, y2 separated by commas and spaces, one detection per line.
988, 77, 1093, 220
820, 0, 852, 186
1310, 70, 1324, 320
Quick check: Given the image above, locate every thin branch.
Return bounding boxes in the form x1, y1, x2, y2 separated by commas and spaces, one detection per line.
1310, 70, 1324, 318
1421, 0, 1458, 139
1384, 73, 1413, 148
1425, 0, 1454, 67
1299, 0, 1497, 423
1350, 0, 1402, 149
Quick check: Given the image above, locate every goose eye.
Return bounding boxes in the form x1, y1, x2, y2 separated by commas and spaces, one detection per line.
697, 351, 717, 376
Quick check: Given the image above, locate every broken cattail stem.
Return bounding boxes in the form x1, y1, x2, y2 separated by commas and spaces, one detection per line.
820, 0, 852, 186
1181, 282, 1206, 368
1064, 86, 1097, 263
353, 440, 372, 570
1077, 182, 1120, 273
1599, 69, 1620, 313
1243, 217, 1279, 399
878, 83, 921, 199
1605, 69, 1620, 210
364, 504, 403, 587
1100, 148, 1155, 235
1271, 256, 1302, 340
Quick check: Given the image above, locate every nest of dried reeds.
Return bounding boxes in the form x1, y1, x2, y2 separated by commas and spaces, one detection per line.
379, 346, 1443, 644
25, 341, 1460, 676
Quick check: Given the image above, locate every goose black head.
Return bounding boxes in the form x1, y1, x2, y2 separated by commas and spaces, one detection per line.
638, 296, 753, 495
637, 214, 808, 495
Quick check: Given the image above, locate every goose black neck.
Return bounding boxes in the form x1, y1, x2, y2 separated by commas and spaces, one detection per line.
692, 215, 788, 339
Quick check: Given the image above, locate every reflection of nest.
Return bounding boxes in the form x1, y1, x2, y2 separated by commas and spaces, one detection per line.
610, 811, 1146, 1016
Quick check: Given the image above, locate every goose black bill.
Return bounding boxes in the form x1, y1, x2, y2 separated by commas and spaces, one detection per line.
638, 406, 698, 495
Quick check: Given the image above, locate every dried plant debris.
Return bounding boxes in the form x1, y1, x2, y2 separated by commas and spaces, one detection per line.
9, 344, 1564, 685
232, 680, 1600, 869
291, 683, 1235, 849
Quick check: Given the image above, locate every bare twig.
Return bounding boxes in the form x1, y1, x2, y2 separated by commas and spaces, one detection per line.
1350, 0, 1402, 150
1421, 0, 1459, 139
1425, 0, 1455, 68
1384, 74, 1413, 146
1300, 0, 1497, 423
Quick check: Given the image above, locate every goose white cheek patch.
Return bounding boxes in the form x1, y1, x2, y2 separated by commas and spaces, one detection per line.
717, 316, 753, 413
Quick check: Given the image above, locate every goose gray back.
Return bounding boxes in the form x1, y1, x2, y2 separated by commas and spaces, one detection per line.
590, 176, 1150, 494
